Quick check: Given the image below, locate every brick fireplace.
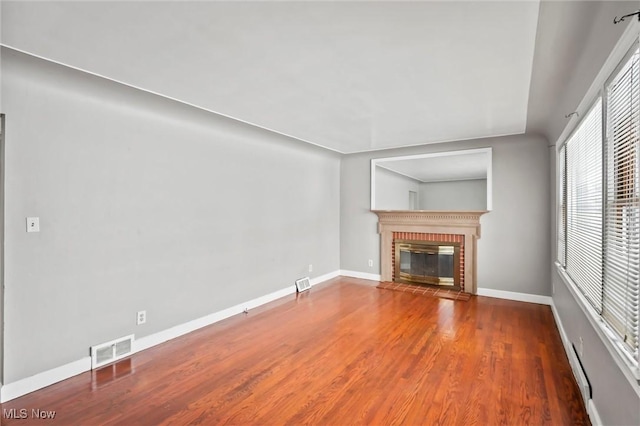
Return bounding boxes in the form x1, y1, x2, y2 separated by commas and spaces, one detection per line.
373, 211, 487, 294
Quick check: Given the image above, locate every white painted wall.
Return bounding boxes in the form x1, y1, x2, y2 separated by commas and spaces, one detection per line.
341, 134, 550, 295
1, 48, 341, 384
418, 179, 486, 210
374, 167, 420, 210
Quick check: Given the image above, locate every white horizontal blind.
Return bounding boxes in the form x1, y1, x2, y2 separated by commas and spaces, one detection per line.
604, 46, 640, 356
558, 146, 566, 266
566, 99, 603, 312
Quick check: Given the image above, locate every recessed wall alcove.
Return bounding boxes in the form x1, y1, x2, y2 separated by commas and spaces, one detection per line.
373, 210, 487, 294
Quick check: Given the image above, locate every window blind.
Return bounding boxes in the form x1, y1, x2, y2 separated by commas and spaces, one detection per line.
565, 99, 603, 312
558, 146, 566, 266
604, 46, 640, 355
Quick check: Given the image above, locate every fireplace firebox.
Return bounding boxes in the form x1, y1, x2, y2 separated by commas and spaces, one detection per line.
394, 240, 461, 288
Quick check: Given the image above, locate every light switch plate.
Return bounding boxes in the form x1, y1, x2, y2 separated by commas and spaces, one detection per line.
26, 217, 40, 233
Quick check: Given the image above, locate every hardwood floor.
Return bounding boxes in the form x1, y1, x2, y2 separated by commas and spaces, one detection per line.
1, 277, 589, 425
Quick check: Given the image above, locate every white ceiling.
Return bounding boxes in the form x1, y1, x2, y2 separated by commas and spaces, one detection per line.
376, 151, 489, 183
1, 1, 542, 154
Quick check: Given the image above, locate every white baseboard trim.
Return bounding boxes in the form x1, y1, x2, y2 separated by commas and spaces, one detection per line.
0, 272, 342, 403
135, 271, 342, 353
339, 270, 382, 282
310, 270, 341, 286
0, 357, 91, 403
134, 284, 297, 353
476, 288, 552, 305
550, 302, 574, 365
588, 399, 602, 426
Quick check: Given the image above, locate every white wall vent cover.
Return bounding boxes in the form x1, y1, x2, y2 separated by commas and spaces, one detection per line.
295, 277, 311, 293
91, 334, 135, 369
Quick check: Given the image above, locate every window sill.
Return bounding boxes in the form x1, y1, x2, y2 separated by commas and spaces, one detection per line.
555, 262, 640, 391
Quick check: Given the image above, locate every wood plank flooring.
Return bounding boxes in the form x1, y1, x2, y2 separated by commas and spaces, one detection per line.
1, 277, 589, 425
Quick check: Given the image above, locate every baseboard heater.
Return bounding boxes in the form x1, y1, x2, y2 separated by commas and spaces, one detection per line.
570, 344, 592, 408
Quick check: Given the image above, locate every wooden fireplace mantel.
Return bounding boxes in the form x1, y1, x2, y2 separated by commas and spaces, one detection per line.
373, 210, 488, 294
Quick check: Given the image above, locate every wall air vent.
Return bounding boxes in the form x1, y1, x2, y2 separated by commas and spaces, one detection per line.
91, 334, 135, 369
295, 277, 311, 293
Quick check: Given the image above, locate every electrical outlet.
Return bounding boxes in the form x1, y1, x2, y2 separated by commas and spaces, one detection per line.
368, 259, 373, 267
308, 264, 313, 272
26, 217, 40, 233
137, 310, 146, 325
579, 336, 584, 357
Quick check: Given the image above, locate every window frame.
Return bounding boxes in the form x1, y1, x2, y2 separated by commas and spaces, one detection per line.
556, 39, 640, 383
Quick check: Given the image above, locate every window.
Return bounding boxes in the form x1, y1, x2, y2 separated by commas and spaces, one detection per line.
558, 44, 640, 366
557, 146, 566, 267
563, 100, 603, 312
603, 47, 640, 355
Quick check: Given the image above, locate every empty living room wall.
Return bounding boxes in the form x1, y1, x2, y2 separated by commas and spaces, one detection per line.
1, 48, 341, 385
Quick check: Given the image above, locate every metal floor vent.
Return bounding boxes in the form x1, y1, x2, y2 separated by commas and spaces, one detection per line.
91, 334, 135, 369
295, 277, 311, 292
